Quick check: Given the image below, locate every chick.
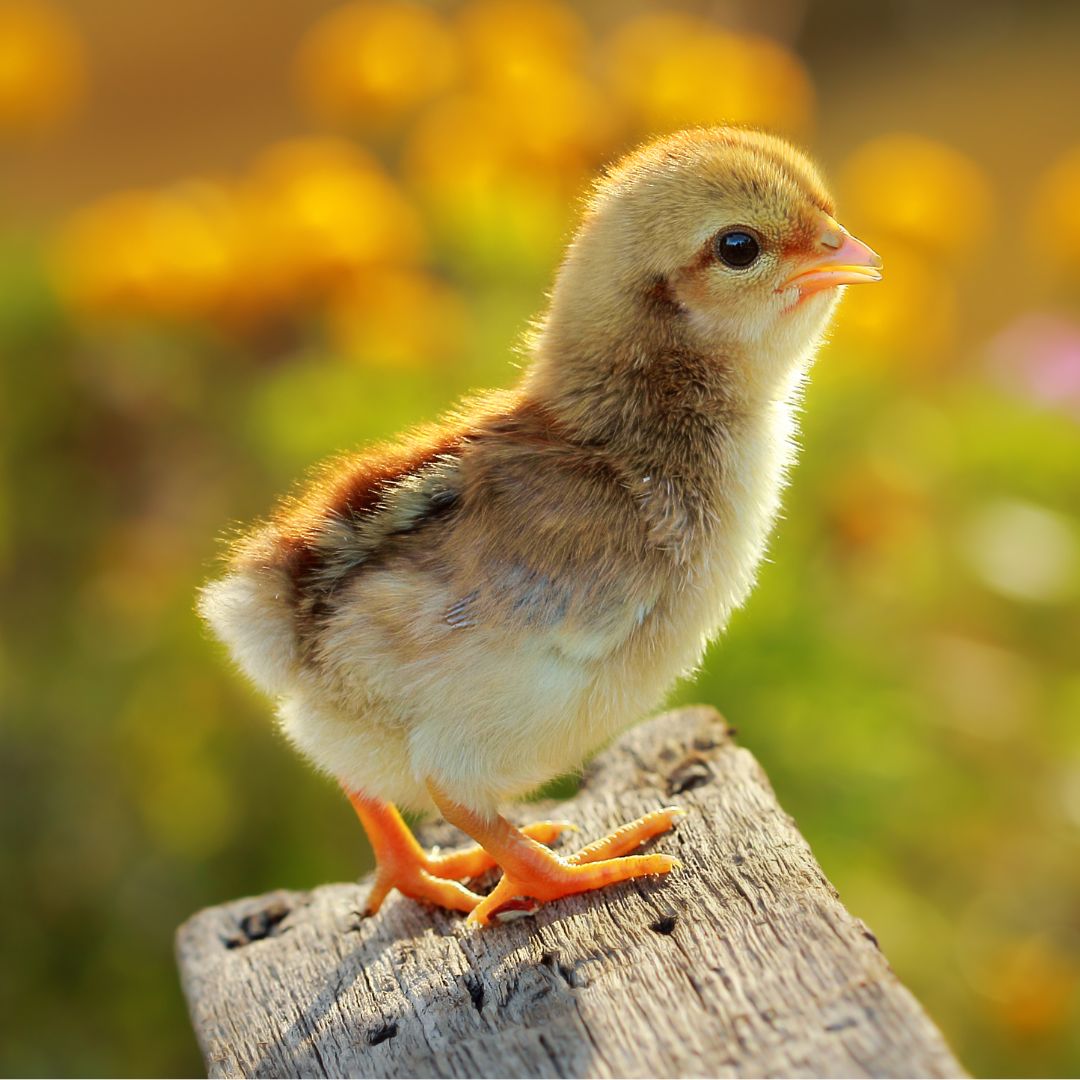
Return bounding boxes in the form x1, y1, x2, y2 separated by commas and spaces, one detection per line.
199, 127, 881, 926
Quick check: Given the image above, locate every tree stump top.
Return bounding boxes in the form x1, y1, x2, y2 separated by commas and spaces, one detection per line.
176, 706, 966, 1079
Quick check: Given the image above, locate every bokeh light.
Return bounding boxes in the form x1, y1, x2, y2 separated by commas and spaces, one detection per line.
51, 182, 238, 322
830, 241, 959, 361
235, 137, 427, 313
326, 267, 471, 367
457, 0, 588, 94
960, 499, 1078, 605
985, 312, 1080, 418
839, 134, 994, 259
294, 0, 459, 133
1030, 146, 1080, 275
603, 14, 814, 137
403, 93, 576, 271
0, 0, 85, 136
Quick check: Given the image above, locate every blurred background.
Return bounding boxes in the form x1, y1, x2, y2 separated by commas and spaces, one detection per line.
1, 0, 1078, 1074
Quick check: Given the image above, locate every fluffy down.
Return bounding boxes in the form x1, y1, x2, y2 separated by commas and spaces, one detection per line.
200, 126, 870, 819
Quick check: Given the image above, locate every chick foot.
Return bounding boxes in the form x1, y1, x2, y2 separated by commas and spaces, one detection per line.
427, 783, 682, 927
346, 789, 571, 915
426, 819, 572, 880
567, 807, 685, 865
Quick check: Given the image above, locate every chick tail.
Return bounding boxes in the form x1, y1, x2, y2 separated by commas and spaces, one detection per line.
197, 569, 299, 697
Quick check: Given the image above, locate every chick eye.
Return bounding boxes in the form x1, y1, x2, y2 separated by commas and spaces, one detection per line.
714, 229, 760, 269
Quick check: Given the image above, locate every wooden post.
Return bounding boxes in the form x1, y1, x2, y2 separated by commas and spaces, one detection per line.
176, 706, 967, 1079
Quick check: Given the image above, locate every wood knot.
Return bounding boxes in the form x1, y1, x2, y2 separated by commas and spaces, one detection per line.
222, 898, 291, 949
540, 950, 590, 989
367, 1021, 398, 1046
667, 756, 714, 796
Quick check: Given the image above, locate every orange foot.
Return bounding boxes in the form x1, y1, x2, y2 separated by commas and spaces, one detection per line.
470, 808, 684, 926
346, 790, 572, 916
427, 781, 684, 928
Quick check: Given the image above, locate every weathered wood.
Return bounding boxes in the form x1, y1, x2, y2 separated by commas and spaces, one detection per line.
176, 706, 966, 1079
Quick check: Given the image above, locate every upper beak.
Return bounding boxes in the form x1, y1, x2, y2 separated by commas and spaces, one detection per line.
783, 220, 883, 297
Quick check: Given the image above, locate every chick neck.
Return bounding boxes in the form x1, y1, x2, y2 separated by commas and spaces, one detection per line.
523, 253, 827, 469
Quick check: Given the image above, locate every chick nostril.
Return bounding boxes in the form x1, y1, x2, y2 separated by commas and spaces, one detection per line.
820, 229, 845, 251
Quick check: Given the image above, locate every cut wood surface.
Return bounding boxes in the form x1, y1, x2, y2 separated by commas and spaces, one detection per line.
176, 705, 967, 1079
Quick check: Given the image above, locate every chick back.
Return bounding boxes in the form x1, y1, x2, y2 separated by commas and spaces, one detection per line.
198, 392, 504, 694
198, 388, 657, 701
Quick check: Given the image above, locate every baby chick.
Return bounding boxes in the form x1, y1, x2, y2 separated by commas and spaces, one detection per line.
200, 127, 881, 926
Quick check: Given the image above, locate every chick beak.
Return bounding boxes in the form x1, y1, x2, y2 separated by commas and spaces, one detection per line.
783, 221, 883, 298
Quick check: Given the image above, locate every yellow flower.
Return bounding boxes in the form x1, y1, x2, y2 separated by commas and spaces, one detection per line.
454, 0, 617, 176
236, 137, 426, 311
603, 14, 813, 137
52, 139, 428, 329
0, 0, 85, 135
52, 182, 238, 321
840, 134, 993, 260
500, 67, 616, 173
456, 0, 586, 94
294, 1, 458, 132
402, 94, 573, 270
326, 268, 470, 367
1030, 146, 1080, 274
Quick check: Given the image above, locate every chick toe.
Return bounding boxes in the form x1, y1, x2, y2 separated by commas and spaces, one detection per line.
467, 851, 680, 928
428, 820, 576, 881
567, 808, 685, 865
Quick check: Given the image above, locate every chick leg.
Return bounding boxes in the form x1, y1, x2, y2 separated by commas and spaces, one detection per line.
346, 791, 571, 915
427, 782, 682, 927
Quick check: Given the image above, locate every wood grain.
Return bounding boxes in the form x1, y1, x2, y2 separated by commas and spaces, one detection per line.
176, 706, 967, 1079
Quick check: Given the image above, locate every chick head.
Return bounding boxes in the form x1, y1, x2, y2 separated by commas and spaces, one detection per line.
553, 127, 881, 394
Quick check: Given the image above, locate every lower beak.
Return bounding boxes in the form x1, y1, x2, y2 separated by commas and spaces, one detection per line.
783, 227, 883, 297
